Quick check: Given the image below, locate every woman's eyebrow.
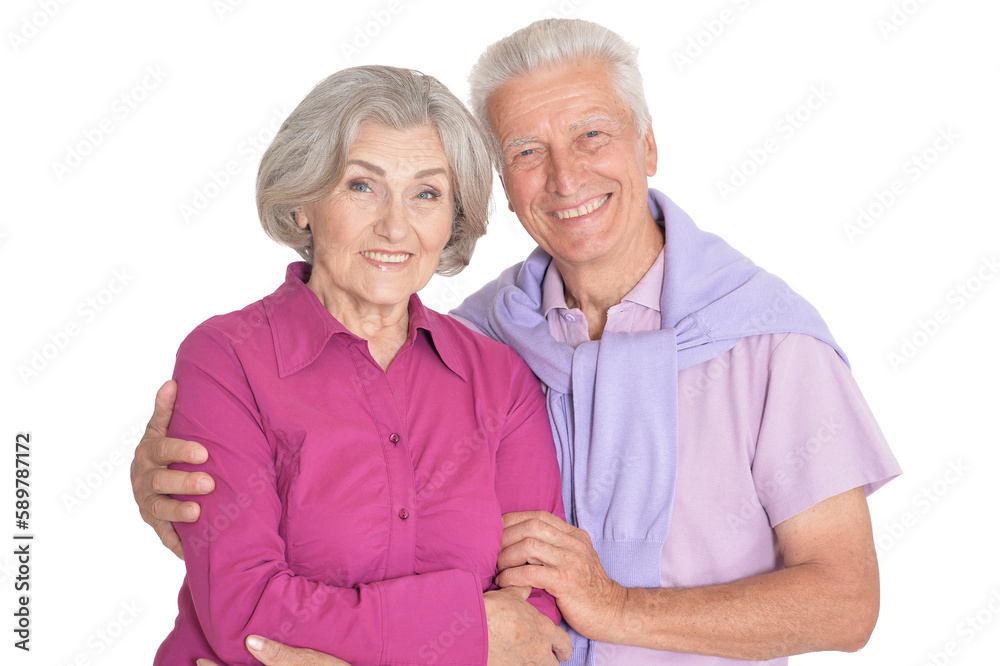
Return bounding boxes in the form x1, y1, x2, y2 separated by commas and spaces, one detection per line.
347, 159, 385, 176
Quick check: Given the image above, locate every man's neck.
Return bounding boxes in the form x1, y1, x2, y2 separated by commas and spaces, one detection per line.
558, 216, 664, 340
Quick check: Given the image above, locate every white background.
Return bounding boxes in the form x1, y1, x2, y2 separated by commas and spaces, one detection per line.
2, 0, 998, 664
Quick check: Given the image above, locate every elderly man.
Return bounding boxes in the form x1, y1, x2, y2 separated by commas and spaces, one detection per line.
133, 19, 899, 665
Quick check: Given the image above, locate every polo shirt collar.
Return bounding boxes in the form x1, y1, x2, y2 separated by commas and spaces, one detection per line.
264, 262, 467, 380
539, 249, 665, 317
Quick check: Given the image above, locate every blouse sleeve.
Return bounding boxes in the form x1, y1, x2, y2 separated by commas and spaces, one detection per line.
170, 324, 489, 666
491, 346, 566, 625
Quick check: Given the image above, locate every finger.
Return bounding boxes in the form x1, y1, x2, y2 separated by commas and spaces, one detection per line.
498, 535, 568, 570
496, 564, 558, 592
149, 435, 209, 467
147, 494, 201, 523
247, 635, 351, 665
551, 625, 573, 662
501, 511, 573, 532
146, 380, 177, 437
196, 660, 220, 666
506, 584, 532, 601
501, 516, 571, 550
156, 521, 185, 559
148, 467, 215, 497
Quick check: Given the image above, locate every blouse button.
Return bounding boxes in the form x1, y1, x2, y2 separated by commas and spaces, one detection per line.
389, 433, 400, 445
398, 508, 409, 520
563, 314, 576, 322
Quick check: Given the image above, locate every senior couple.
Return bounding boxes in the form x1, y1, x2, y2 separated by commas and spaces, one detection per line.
134, 18, 900, 666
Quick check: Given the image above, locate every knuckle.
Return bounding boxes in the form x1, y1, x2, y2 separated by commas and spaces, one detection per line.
149, 470, 170, 495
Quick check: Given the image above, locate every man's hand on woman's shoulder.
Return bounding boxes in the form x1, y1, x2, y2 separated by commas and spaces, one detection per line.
131, 380, 215, 558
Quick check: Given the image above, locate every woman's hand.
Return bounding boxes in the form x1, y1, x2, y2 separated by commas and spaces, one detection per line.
484, 586, 573, 664
196, 635, 352, 666
131, 380, 215, 558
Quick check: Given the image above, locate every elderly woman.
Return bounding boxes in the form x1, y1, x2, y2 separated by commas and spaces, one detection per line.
153, 66, 570, 666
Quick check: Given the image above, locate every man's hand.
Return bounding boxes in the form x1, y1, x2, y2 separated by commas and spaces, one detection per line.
496, 511, 626, 642
131, 380, 215, 559
196, 635, 351, 666
484, 586, 572, 664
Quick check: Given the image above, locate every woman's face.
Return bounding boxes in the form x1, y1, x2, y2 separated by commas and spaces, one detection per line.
296, 122, 454, 315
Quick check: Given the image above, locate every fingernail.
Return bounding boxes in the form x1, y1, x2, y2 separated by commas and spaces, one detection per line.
197, 478, 213, 493
247, 635, 264, 651
192, 450, 208, 464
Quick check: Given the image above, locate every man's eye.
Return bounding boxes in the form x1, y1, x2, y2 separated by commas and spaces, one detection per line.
585, 131, 600, 138
519, 148, 535, 156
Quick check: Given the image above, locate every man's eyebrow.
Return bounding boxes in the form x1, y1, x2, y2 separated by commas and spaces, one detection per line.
347, 159, 385, 176
568, 115, 616, 131
502, 136, 540, 152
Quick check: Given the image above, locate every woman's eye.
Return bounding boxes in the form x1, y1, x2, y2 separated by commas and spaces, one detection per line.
349, 181, 371, 192
417, 190, 439, 200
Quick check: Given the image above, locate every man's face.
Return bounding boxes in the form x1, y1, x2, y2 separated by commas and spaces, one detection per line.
486, 58, 657, 269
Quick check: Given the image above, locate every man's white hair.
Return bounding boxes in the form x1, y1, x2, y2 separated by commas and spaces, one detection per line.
468, 18, 651, 170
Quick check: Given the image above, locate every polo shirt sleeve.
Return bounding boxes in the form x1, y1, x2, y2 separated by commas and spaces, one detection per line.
751, 333, 902, 527
492, 346, 566, 625
169, 324, 488, 666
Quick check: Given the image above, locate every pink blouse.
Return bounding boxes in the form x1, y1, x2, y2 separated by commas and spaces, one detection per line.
155, 262, 563, 666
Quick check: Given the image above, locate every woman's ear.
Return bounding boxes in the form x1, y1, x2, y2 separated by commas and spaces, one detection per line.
292, 206, 309, 230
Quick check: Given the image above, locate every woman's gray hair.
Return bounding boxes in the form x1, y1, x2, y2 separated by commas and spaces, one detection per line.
468, 18, 651, 170
257, 65, 493, 276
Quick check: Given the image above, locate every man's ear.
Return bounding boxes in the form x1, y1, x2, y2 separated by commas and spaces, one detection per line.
498, 174, 515, 213
643, 124, 658, 177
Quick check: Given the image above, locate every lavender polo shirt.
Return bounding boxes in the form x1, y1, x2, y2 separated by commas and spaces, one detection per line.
541, 251, 901, 665
156, 262, 563, 666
